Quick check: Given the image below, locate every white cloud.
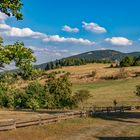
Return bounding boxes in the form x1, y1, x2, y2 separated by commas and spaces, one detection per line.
54, 52, 62, 57
82, 21, 107, 33
0, 12, 95, 46
0, 24, 11, 30
105, 37, 132, 46
0, 12, 11, 30
0, 12, 8, 23
62, 25, 79, 33
59, 49, 69, 53
5, 27, 46, 38
28, 46, 48, 52
43, 35, 95, 45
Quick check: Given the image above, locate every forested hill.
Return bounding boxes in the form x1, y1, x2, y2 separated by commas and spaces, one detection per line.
35, 50, 140, 70
68, 50, 140, 61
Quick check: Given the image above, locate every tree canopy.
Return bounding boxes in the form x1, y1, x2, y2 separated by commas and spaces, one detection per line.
0, 37, 36, 79
120, 56, 134, 67
0, 0, 23, 20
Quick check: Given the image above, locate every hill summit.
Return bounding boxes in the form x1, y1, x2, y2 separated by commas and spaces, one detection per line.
68, 50, 140, 61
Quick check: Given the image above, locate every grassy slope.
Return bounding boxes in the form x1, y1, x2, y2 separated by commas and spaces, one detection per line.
51, 63, 140, 83
13, 64, 140, 107
73, 78, 140, 106
53, 63, 140, 106
0, 64, 140, 139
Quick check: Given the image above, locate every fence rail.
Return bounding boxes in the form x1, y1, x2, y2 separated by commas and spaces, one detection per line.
85, 105, 140, 115
0, 105, 140, 131
0, 111, 86, 131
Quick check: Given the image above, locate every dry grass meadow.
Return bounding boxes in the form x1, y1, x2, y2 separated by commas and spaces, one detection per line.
50, 63, 140, 83
57, 63, 140, 106
1, 63, 140, 139
0, 109, 39, 119
0, 112, 140, 140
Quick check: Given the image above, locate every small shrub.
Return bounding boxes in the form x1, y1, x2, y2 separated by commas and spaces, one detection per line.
135, 85, 140, 96
110, 64, 114, 68
115, 63, 120, 68
86, 71, 97, 79
102, 75, 117, 80
91, 70, 96, 78
72, 90, 91, 108
135, 72, 140, 77
116, 68, 128, 79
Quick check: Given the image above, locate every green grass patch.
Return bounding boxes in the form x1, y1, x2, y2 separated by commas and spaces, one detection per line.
73, 78, 140, 106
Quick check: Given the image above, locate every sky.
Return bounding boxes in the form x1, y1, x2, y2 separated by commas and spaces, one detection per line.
0, 0, 140, 64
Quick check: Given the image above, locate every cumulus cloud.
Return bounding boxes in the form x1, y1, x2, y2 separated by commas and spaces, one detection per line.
82, 21, 107, 33
105, 37, 132, 46
62, 25, 79, 33
0, 12, 11, 30
0, 14, 46, 38
4, 27, 46, 38
0, 24, 11, 30
0, 12, 95, 46
43, 35, 95, 45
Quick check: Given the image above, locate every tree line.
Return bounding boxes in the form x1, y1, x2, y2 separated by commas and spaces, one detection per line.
120, 55, 140, 67
45, 58, 111, 70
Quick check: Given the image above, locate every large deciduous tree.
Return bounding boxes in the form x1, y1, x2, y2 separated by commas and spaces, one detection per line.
0, 37, 36, 79
0, 1, 37, 79
0, 0, 23, 20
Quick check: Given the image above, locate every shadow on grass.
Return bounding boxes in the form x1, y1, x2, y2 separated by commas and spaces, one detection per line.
97, 137, 140, 140
93, 112, 140, 124
13, 109, 70, 115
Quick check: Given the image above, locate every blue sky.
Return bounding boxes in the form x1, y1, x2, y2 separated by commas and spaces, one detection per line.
0, 0, 140, 64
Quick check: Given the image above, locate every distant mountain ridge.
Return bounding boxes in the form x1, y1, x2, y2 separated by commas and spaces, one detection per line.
35, 50, 140, 69
68, 50, 140, 61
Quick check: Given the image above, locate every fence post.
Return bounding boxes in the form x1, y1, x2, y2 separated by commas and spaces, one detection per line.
38, 115, 42, 125
13, 119, 16, 130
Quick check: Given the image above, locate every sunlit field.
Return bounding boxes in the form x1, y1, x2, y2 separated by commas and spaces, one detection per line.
50, 63, 140, 83
73, 78, 140, 107
0, 112, 140, 140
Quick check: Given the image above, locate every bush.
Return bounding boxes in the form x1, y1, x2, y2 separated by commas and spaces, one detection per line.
0, 83, 11, 107
72, 90, 91, 108
115, 63, 120, 68
135, 72, 140, 77
120, 56, 134, 67
85, 71, 96, 79
24, 82, 47, 110
0, 73, 86, 110
110, 64, 114, 68
135, 85, 140, 96
102, 75, 117, 80
0, 92, 14, 108
0, 71, 18, 84
91, 70, 96, 78
14, 90, 27, 108
116, 68, 128, 79
45, 73, 73, 109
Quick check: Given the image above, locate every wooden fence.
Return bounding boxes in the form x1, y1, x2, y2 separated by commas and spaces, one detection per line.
0, 105, 140, 131
0, 111, 87, 131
